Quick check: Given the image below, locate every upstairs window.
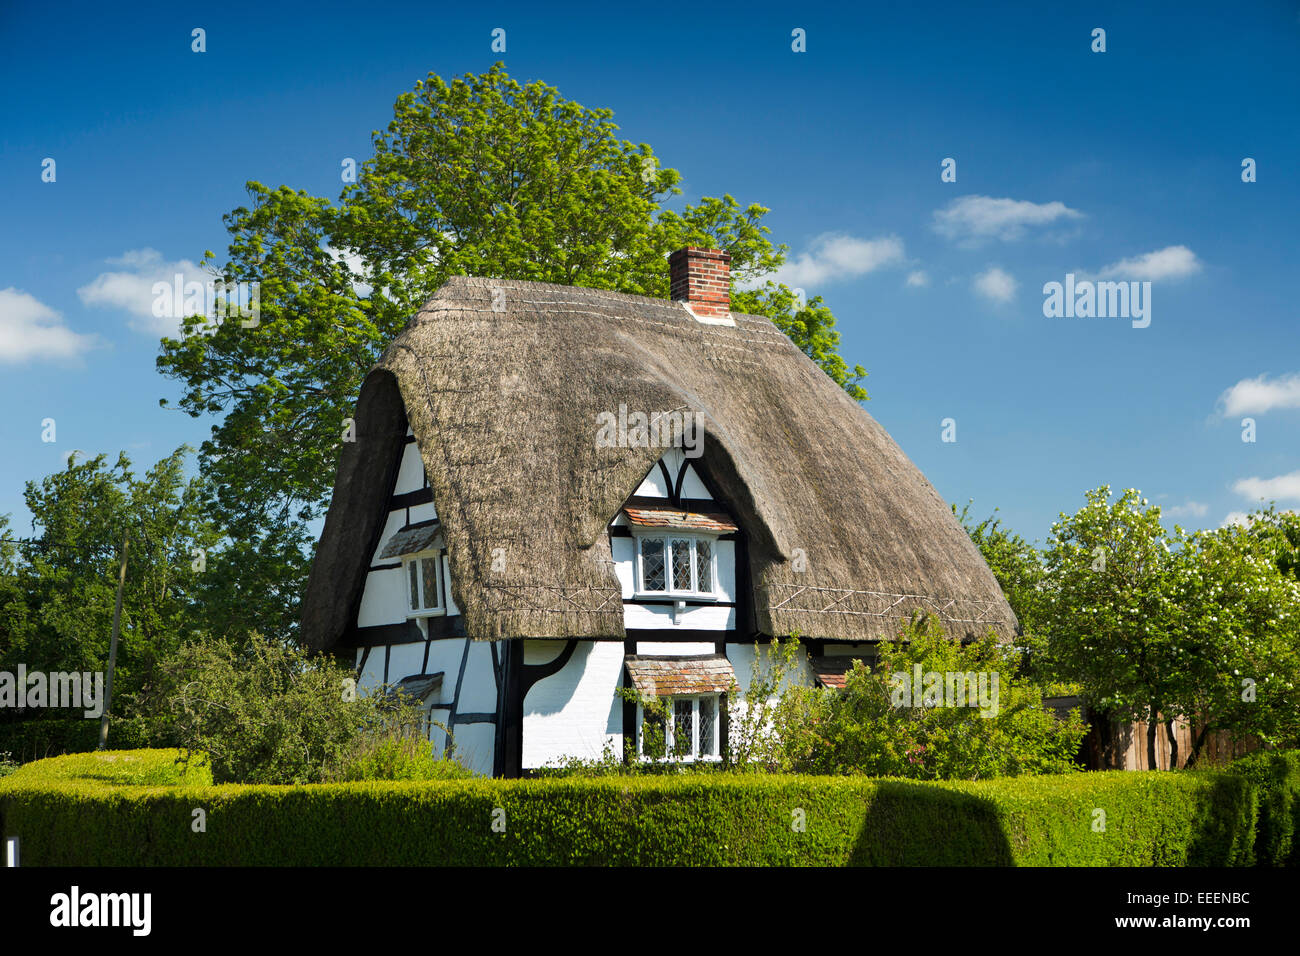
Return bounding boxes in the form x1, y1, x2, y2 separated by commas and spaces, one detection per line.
636, 534, 716, 598
404, 550, 445, 616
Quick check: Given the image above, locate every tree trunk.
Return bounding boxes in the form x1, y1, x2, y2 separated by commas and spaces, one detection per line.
1185, 723, 1211, 769
1165, 717, 1178, 771
1147, 706, 1158, 770
97, 531, 129, 750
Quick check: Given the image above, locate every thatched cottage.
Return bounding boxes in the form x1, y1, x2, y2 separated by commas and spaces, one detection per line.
300, 247, 1016, 776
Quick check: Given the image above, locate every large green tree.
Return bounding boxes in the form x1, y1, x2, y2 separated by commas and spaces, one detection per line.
157, 64, 868, 641
1171, 510, 1300, 762
0, 449, 220, 718
1035, 487, 1190, 769
1035, 488, 1300, 768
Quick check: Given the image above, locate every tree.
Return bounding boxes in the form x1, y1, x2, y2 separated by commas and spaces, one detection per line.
156, 63, 868, 642
1170, 512, 1300, 763
0, 449, 220, 732
1034, 489, 1300, 769
1241, 505, 1300, 583
1036, 487, 1188, 770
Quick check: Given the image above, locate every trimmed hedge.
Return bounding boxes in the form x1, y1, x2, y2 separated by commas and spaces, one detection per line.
1228, 749, 1300, 866
1, 749, 211, 789
0, 750, 1259, 866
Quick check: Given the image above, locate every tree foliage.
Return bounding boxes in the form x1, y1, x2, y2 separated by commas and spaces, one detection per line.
954, 501, 1047, 639
1034, 487, 1300, 767
1173, 510, 1300, 758
0, 449, 219, 710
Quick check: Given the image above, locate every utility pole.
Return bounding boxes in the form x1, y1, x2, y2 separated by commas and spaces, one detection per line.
97, 530, 129, 751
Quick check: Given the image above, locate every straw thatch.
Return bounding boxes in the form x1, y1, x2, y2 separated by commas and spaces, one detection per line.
301, 276, 1017, 651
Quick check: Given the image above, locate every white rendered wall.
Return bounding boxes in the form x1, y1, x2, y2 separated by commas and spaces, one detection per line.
393, 442, 426, 495
357, 431, 459, 629
357, 566, 407, 628
448, 724, 496, 777
612, 517, 736, 631
634, 642, 716, 656
521, 640, 624, 769
622, 602, 735, 630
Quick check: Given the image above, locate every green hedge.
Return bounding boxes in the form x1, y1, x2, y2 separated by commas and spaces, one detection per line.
1, 749, 211, 789
1229, 749, 1300, 866
0, 750, 1259, 866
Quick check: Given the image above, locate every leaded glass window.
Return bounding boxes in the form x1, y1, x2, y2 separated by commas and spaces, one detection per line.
641, 538, 666, 591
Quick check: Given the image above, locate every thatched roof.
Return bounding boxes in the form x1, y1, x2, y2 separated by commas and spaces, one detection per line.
301, 275, 1017, 652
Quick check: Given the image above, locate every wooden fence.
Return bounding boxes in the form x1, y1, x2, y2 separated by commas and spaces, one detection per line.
1043, 696, 1257, 771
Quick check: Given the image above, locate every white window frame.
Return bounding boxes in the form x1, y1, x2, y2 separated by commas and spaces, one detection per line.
632, 531, 719, 601
403, 548, 446, 618
636, 694, 722, 763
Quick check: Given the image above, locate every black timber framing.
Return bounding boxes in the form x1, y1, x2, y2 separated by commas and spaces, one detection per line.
389, 487, 433, 510
347, 615, 464, 648
444, 636, 473, 743
624, 494, 721, 511
622, 637, 636, 765
495, 639, 579, 778
495, 640, 521, 777
624, 629, 742, 643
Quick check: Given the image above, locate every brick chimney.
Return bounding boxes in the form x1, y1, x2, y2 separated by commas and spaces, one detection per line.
669, 247, 732, 323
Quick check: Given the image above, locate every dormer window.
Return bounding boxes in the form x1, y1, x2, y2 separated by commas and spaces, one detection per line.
377, 521, 446, 619
635, 533, 716, 599
404, 549, 445, 616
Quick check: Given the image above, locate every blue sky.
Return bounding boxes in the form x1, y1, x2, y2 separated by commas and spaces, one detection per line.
2, 0, 1298, 547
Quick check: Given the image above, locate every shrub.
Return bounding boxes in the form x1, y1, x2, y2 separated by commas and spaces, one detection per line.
776, 616, 1088, 780
0, 749, 1256, 866
132, 635, 437, 784
325, 732, 473, 782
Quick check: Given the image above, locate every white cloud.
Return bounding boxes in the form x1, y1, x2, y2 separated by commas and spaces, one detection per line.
1217, 372, 1300, 417
77, 248, 213, 337
760, 234, 905, 289
0, 288, 100, 363
905, 270, 929, 288
1163, 500, 1209, 519
1220, 511, 1252, 528
973, 267, 1018, 304
933, 195, 1083, 243
1095, 245, 1201, 281
1232, 470, 1300, 502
